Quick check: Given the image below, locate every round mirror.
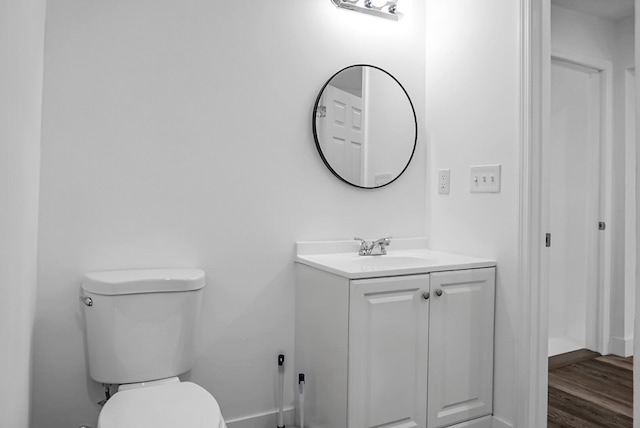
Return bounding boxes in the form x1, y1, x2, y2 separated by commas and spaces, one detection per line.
312, 65, 417, 189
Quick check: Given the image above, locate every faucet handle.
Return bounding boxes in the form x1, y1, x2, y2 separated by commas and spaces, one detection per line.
375, 236, 392, 245
372, 236, 392, 255
354, 237, 371, 255
354, 237, 370, 248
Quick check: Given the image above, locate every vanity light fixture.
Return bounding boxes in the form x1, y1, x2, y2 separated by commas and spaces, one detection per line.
331, 0, 402, 20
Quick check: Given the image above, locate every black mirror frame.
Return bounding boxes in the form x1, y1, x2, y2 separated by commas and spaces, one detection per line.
312, 64, 418, 189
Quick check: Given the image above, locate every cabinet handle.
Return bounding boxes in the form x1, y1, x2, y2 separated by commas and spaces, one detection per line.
435, 289, 443, 297
422, 292, 430, 300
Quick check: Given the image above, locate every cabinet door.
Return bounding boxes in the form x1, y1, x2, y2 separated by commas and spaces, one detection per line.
348, 274, 429, 428
428, 268, 495, 428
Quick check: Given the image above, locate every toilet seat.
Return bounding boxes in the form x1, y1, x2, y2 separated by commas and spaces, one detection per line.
98, 379, 226, 428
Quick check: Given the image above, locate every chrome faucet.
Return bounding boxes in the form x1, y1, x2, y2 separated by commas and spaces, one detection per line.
354, 236, 392, 256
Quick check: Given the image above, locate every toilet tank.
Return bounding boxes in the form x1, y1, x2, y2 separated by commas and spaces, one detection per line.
81, 269, 205, 384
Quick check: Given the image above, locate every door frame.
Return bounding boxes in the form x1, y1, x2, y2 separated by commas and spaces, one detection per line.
362, 66, 370, 186
515, 2, 550, 424
516, 0, 622, 426
625, 68, 637, 358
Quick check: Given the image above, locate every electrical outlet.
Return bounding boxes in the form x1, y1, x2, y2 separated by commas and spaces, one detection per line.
438, 169, 450, 194
470, 165, 501, 193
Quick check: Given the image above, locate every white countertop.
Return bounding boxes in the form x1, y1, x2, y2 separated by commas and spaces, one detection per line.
295, 238, 496, 279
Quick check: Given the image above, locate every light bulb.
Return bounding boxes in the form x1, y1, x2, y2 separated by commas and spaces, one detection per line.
364, 0, 388, 8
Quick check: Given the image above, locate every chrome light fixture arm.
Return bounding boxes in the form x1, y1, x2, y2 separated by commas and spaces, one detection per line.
331, 0, 403, 20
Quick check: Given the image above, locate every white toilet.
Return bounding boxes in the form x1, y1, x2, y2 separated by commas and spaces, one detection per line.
81, 268, 227, 428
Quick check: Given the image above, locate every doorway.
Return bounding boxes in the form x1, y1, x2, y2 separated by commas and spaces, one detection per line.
544, 1, 635, 426
517, 0, 637, 426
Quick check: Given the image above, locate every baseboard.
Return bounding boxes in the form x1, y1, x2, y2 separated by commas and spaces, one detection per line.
492, 415, 514, 428
609, 336, 634, 357
227, 411, 510, 428
548, 349, 600, 370
225, 408, 295, 428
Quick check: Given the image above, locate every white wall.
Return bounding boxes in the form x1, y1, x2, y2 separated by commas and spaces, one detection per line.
0, 0, 46, 426
425, 0, 520, 425
552, 5, 620, 56
31, 1, 427, 427
551, 5, 635, 356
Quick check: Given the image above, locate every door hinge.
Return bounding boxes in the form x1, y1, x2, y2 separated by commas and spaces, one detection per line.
545, 233, 551, 248
599, 221, 606, 231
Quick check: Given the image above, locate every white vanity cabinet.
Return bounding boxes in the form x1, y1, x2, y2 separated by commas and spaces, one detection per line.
295, 260, 495, 428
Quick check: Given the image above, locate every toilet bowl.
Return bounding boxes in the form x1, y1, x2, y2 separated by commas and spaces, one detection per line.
81, 269, 226, 427
98, 377, 226, 428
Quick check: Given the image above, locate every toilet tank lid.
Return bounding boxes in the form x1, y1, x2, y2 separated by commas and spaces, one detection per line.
82, 269, 205, 296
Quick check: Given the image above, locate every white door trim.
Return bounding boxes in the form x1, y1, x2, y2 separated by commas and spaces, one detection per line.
623, 67, 637, 357
362, 66, 370, 186
516, 1, 549, 426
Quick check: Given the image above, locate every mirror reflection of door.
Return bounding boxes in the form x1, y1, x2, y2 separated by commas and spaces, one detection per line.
321, 83, 365, 186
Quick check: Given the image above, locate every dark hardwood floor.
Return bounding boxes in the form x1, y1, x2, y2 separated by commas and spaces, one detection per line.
548, 350, 633, 428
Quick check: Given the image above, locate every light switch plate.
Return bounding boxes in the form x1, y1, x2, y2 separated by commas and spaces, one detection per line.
470, 165, 501, 193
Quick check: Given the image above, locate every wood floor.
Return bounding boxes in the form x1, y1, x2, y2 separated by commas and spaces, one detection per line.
548, 350, 633, 428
